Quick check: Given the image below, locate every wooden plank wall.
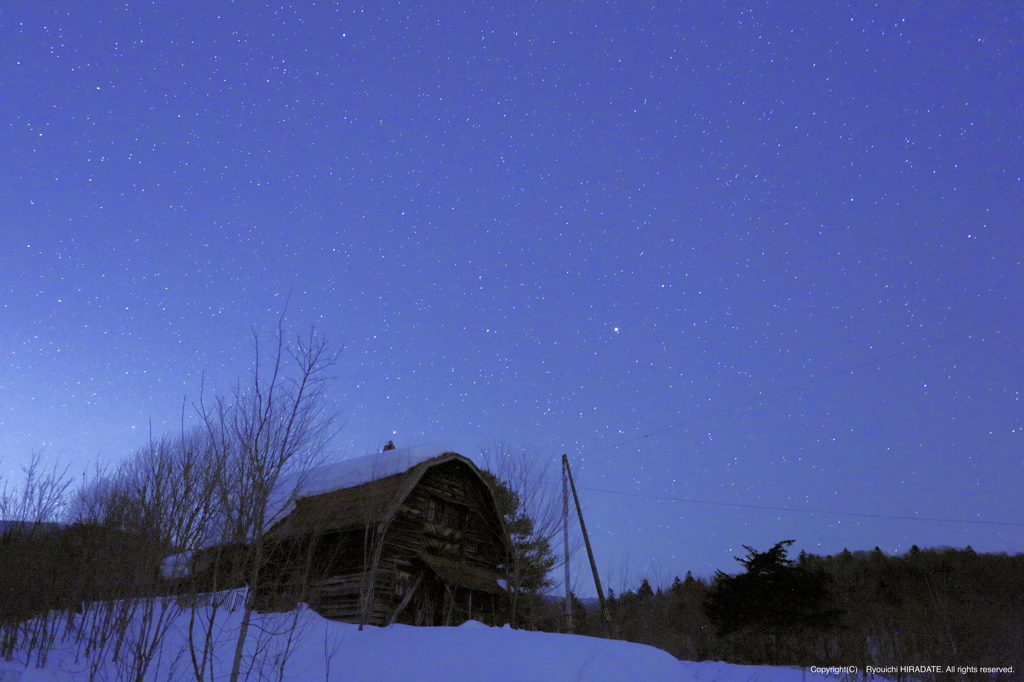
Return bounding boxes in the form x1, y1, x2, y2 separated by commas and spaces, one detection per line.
304, 460, 507, 626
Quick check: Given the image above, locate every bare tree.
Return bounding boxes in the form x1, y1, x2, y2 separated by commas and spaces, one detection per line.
0, 449, 72, 535
1, 322, 339, 681
479, 440, 565, 629
56, 427, 226, 682
198, 321, 341, 682
0, 450, 73, 664
123, 429, 227, 682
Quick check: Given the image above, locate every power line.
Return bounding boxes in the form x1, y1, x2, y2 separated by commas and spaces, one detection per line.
577, 484, 1024, 528
525, 474, 1023, 528
545, 309, 1024, 531
590, 308, 1024, 455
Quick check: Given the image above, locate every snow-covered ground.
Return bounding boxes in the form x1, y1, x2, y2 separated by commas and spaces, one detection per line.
0, 601, 866, 682
2, 444, 883, 681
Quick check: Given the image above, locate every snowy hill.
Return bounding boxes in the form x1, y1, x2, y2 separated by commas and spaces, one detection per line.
0, 601, 868, 682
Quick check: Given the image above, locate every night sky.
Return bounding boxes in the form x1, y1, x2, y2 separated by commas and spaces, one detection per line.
2, 2, 1022, 592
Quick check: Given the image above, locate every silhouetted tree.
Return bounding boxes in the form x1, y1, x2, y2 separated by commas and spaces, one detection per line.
479, 441, 562, 629
478, 469, 556, 628
198, 322, 340, 682
704, 540, 838, 664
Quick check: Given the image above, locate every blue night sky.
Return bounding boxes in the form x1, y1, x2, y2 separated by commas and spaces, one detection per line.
2, 1, 1022, 590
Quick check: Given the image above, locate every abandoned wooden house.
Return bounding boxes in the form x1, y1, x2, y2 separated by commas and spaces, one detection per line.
262, 448, 510, 627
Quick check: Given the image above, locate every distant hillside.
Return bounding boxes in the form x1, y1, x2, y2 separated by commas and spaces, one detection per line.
568, 545, 1023, 671
0, 520, 63, 535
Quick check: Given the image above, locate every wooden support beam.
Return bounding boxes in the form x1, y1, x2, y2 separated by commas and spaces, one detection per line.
563, 454, 611, 623
387, 572, 424, 626
563, 455, 573, 633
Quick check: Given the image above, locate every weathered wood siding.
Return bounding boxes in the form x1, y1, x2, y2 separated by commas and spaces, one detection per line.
288, 458, 506, 626
306, 460, 505, 625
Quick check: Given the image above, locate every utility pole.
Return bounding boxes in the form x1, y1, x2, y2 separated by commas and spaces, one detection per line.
562, 456, 572, 633
562, 454, 611, 624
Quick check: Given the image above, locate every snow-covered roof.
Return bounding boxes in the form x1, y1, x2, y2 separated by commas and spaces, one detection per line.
297, 444, 459, 498
266, 444, 469, 527
164, 445, 485, 578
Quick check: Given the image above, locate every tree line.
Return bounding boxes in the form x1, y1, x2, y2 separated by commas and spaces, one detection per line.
565, 540, 1022, 678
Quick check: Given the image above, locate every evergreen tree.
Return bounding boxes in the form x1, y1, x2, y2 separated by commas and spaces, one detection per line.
567, 591, 590, 635
703, 540, 839, 663
670, 575, 684, 596
479, 469, 557, 626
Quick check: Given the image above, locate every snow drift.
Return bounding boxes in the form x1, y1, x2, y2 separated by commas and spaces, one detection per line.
0, 600, 862, 682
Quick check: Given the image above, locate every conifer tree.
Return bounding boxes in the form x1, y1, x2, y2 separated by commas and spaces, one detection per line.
479, 469, 557, 628
703, 540, 839, 663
